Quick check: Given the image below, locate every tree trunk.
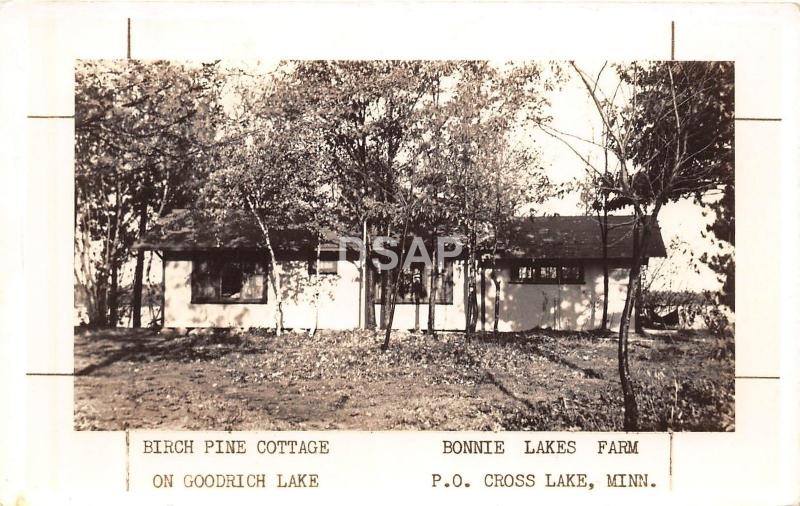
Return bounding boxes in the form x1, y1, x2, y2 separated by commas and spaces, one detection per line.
413, 289, 420, 333
634, 270, 644, 334
491, 227, 500, 337
600, 126, 610, 331
468, 287, 478, 334
427, 240, 437, 337
75, 209, 105, 327
131, 203, 148, 328
618, 259, 640, 430
311, 238, 322, 336
267, 251, 283, 335
364, 223, 376, 329
601, 210, 609, 331
466, 229, 478, 340
602, 263, 610, 331
248, 203, 283, 335
382, 215, 411, 350
492, 273, 500, 337
94, 270, 109, 327
464, 253, 472, 343
266, 246, 283, 335
109, 264, 119, 327
107, 181, 121, 327
364, 262, 376, 329
380, 270, 393, 329
469, 234, 478, 333
616, 213, 657, 430
381, 268, 399, 349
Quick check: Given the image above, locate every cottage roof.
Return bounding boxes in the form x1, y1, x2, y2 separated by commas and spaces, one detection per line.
136, 209, 667, 260
134, 208, 343, 254
498, 215, 667, 260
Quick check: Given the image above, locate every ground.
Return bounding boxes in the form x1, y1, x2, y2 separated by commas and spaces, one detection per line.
74, 327, 734, 431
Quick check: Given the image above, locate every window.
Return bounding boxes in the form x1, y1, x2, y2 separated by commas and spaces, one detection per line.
537, 266, 559, 283
374, 261, 454, 304
510, 263, 584, 285
191, 253, 267, 304
308, 258, 338, 275
560, 266, 583, 283
515, 265, 536, 281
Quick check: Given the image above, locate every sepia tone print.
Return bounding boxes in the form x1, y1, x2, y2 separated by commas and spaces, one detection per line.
74, 60, 734, 431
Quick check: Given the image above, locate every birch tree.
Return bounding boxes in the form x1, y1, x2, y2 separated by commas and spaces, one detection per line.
437, 61, 553, 341
569, 61, 734, 429
286, 61, 439, 334
203, 69, 325, 335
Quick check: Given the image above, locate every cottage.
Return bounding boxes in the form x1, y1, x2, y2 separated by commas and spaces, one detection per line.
135, 209, 666, 332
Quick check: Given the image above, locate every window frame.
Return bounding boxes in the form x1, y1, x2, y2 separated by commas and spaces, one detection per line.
509, 261, 585, 285
308, 258, 339, 276
190, 251, 269, 304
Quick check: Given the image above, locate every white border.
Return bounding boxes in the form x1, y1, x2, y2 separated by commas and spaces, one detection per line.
1, 2, 798, 505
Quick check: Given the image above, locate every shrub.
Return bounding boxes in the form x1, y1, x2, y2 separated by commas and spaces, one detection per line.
636, 377, 734, 431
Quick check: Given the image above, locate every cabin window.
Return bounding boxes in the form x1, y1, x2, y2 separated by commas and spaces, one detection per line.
515, 265, 536, 281
308, 258, 338, 275
560, 265, 583, 283
374, 261, 454, 305
191, 253, 268, 303
537, 266, 559, 283
510, 263, 584, 284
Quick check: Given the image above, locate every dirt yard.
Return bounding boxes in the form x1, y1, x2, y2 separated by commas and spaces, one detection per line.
74, 327, 734, 431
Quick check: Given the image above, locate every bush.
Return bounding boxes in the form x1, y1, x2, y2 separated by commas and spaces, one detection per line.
636, 377, 734, 431
702, 305, 731, 337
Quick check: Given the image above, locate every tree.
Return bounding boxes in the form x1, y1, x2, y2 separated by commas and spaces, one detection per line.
700, 181, 735, 309
75, 60, 221, 327
285, 61, 440, 339
202, 68, 326, 335
569, 61, 734, 429
539, 64, 626, 334
434, 61, 553, 341
486, 146, 550, 336
577, 161, 614, 331
411, 68, 456, 337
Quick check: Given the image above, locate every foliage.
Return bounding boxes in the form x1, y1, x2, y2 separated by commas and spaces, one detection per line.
621, 61, 736, 311
564, 61, 734, 430
75, 60, 558, 335
268, 61, 556, 339
421, 62, 555, 337
283, 60, 438, 232
615, 61, 734, 206
700, 183, 735, 309
642, 289, 709, 308
75, 60, 223, 326
641, 287, 735, 343
635, 377, 735, 432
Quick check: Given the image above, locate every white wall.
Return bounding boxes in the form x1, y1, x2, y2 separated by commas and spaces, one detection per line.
373, 261, 468, 331
164, 256, 633, 332
480, 263, 632, 332
164, 257, 362, 330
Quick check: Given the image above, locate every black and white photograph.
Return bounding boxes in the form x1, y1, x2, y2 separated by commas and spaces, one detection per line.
73, 59, 735, 433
